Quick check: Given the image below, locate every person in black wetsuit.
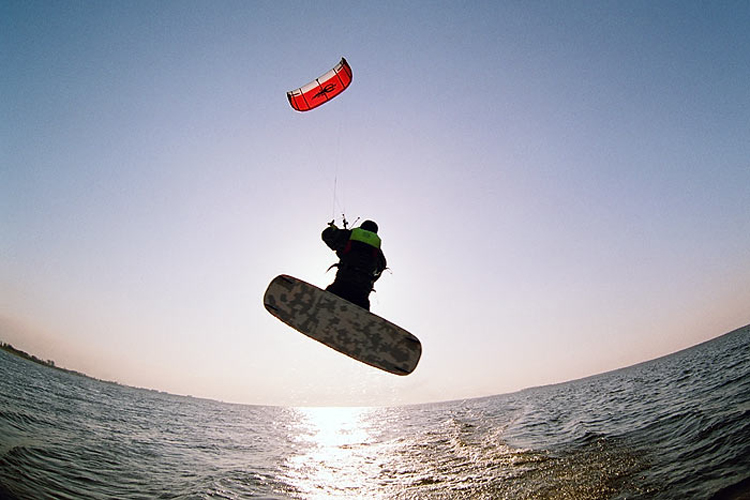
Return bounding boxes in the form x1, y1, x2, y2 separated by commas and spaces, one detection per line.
322, 219, 387, 311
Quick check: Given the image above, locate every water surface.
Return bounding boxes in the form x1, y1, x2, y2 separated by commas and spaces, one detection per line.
1, 325, 748, 499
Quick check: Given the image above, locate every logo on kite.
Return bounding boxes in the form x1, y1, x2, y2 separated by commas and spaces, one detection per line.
287, 58, 352, 112
312, 84, 337, 101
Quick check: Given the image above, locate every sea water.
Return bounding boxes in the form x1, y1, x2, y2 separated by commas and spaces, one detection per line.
1, 325, 748, 499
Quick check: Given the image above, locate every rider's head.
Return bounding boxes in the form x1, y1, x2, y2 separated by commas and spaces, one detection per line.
360, 220, 378, 234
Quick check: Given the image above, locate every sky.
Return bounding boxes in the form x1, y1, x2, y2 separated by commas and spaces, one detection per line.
2, 1, 749, 407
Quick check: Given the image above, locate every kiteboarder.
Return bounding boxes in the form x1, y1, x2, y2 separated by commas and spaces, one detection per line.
322, 219, 386, 311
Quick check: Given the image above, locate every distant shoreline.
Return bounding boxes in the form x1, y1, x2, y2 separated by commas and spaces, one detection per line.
0, 342, 197, 400
0, 341, 111, 384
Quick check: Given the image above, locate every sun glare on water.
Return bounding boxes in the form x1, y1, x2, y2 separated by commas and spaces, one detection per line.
283, 407, 388, 498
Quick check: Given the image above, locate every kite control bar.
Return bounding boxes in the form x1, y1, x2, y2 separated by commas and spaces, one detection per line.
328, 214, 359, 230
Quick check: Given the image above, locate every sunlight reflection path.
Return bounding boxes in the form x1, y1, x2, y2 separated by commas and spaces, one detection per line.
283, 407, 389, 499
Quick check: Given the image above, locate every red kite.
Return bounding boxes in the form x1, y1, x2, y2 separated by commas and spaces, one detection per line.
287, 58, 353, 112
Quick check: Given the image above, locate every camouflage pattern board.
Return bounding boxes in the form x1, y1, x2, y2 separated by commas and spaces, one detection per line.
263, 275, 421, 375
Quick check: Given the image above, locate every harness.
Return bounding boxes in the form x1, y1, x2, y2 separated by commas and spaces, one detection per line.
328, 228, 382, 280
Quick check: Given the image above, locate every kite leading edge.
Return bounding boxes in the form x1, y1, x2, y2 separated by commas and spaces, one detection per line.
287, 58, 353, 112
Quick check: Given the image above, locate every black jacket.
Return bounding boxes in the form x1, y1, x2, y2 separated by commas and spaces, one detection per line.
322, 225, 387, 292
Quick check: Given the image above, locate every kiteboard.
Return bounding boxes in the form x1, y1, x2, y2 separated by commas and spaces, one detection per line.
263, 274, 421, 376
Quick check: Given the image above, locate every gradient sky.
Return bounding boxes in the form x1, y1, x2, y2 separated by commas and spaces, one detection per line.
2, 1, 749, 406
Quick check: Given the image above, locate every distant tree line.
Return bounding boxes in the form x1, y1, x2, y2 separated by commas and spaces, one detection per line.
1, 342, 56, 367
1, 341, 113, 383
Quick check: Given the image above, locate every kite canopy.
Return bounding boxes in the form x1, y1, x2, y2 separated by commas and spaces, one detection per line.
287, 58, 352, 112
